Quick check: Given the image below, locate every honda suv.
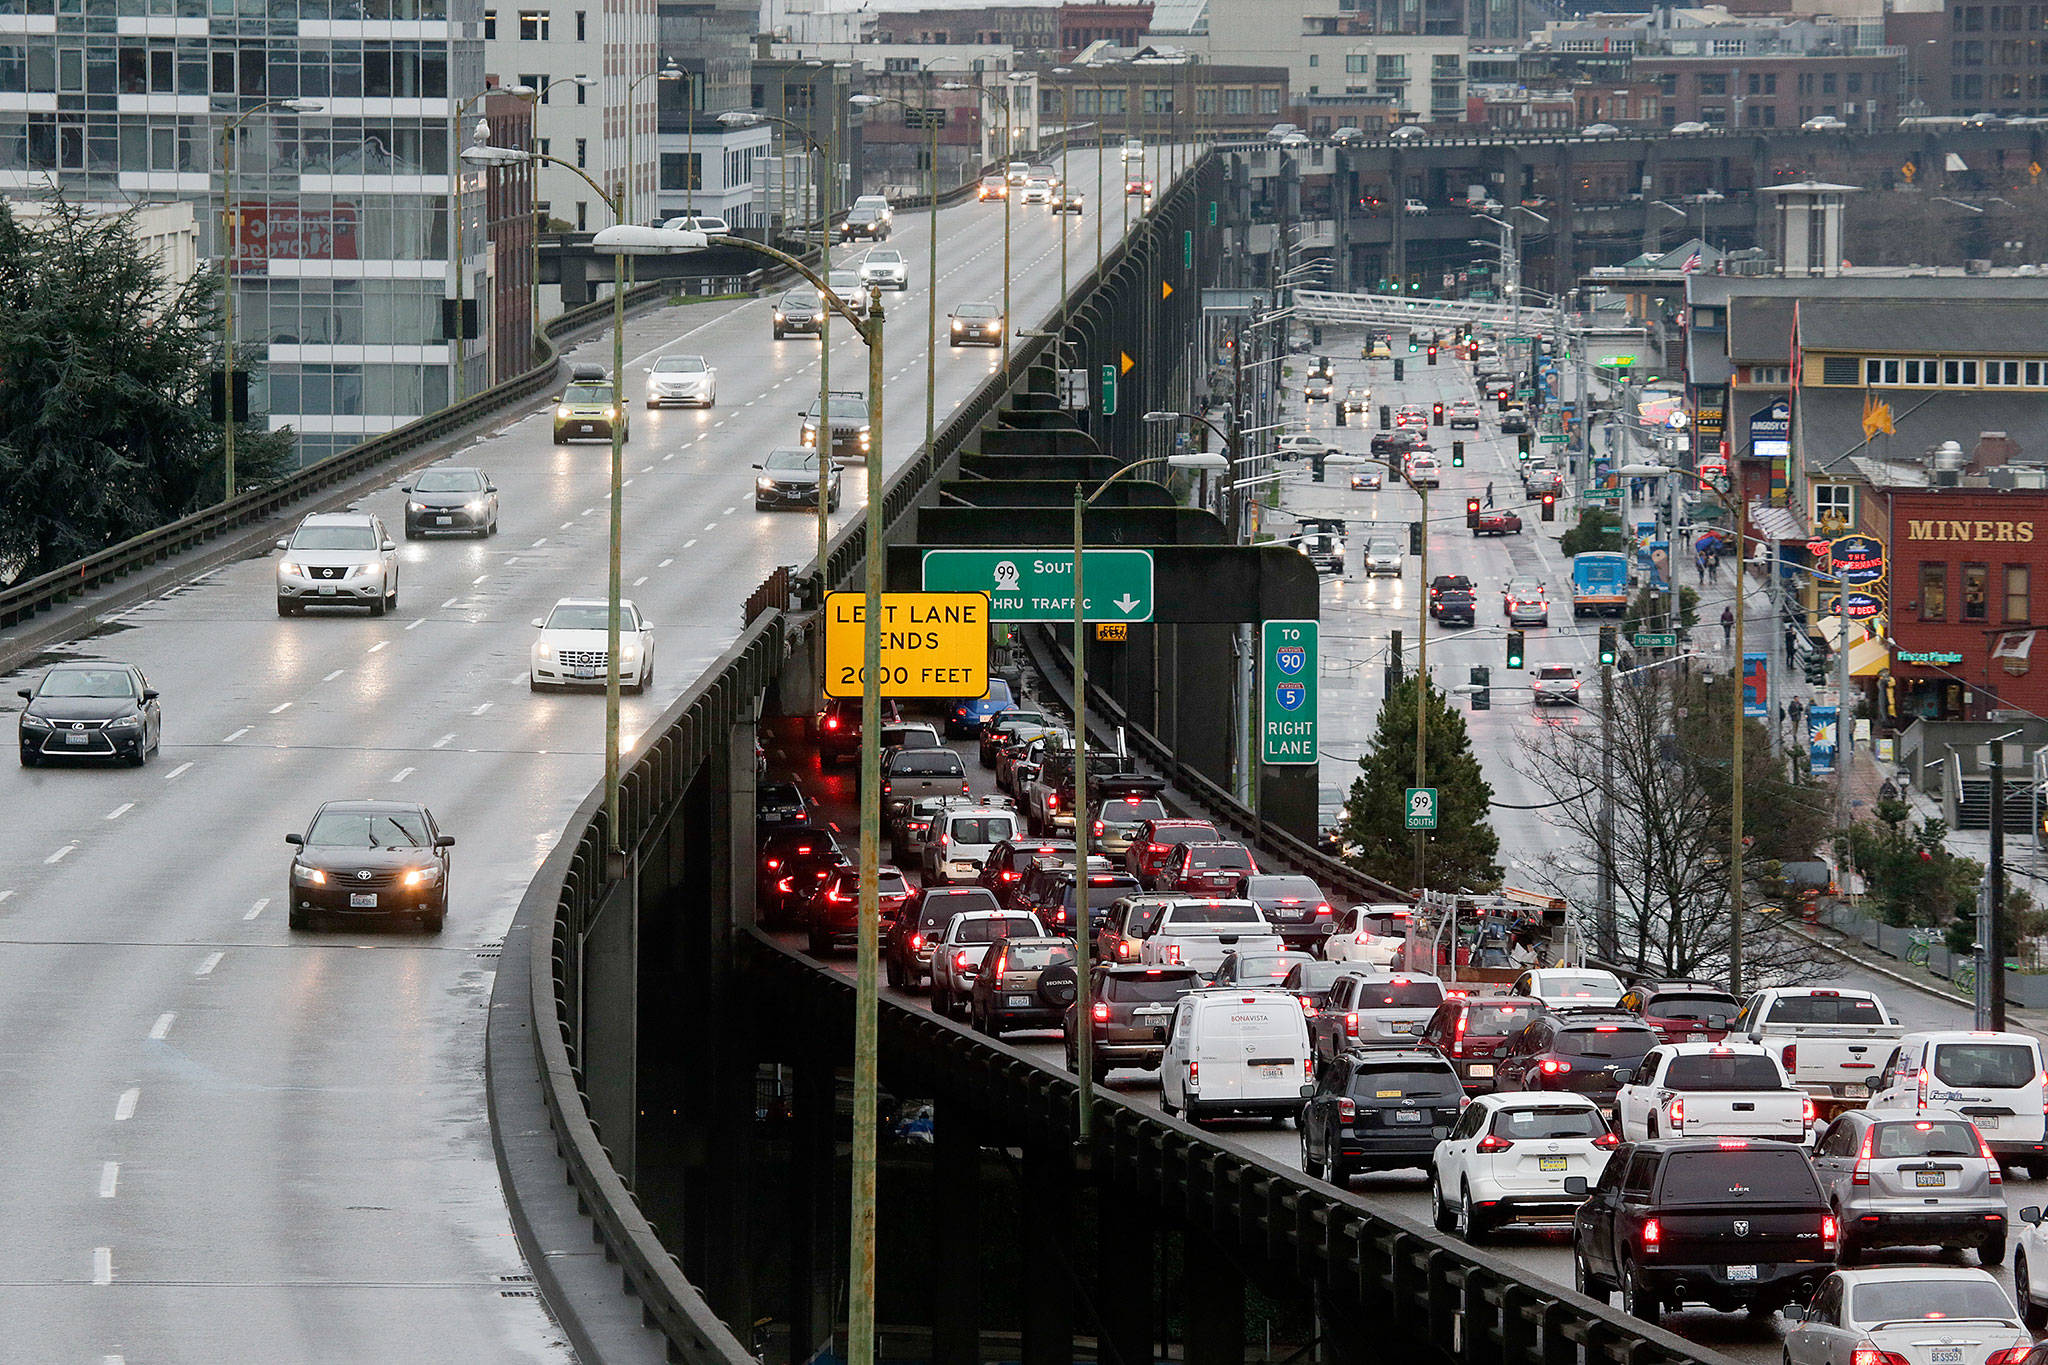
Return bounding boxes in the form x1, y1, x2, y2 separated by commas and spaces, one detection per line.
969, 936, 1076, 1036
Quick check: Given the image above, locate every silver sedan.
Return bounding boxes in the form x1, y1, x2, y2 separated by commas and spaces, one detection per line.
1782, 1267, 2031, 1365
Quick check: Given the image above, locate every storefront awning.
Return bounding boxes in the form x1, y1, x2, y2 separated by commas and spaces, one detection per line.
1747, 500, 1805, 543
1817, 616, 1890, 678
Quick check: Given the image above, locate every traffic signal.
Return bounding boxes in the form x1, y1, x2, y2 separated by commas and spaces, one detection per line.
1540, 492, 1557, 521
1379, 403, 1392, 430
1432, 402, 1445, 425
1465, 497, 1481, 529
1393, 358, 1405, 382
1470, 665, 1491, 711
1598, 626, 1619, 666
1311, 324, 1324, 345
1427, 345, 1438, 366
1805, 651, 1829, 685
1451, 440, 1465, 468
1506, 630, 1525, 669
1408, 337, 1419, 353
1311, 450, 1327, 483
1517, 431, 1532, 460
1408, 520, 1423, 555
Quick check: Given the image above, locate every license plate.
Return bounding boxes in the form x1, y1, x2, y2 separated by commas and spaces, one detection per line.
319, 584, 337, 595
1844, 1083, 1868, 1098
1390, 1022, 1414, 1034
1007, 995, 1030, 1007
1932, 1349, 1965, 1365
1391, 1110, 1424, 1123
1539, 1155, 1567, 1172
579, 423, 596, 433
1726, 1265, 1757, 1282
65, 733, 89, 745
1977, 1115, 2001, 1131
1259, 1064, 1286, 1079
1469, 1063, 1495, 1078
436, 516, 452, 525
1915, 1170, 1948, 1187
349, 893, 378, 908
573, 667, 599, 679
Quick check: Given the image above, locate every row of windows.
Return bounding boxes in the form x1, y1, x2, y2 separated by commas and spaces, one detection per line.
1952, 4, 2048, 30
1919, 561, 2030, 624
241, 276, 454, 349
2, 0, 446, 18
480, 9, 585, 41
0, 115, 455, 180
269, 361, 452, 417
1668, 69, 1877, 97
0, 38, 462, 103
1954, 39, 2048, 66
1840, 356, 2048, 388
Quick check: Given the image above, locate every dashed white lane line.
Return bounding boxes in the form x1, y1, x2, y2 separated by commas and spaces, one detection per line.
46, 845, 75, 864
472, 703, 493, 716
581, 507, 596, 517
390, 767, 415, 783
473, 574, 490, 585
114, 1088, 138, 1122
269, 702, 291, 715
322, 669, 344, 682
104, 803, 133, 821
658, 558, 673, 568
531, 537, 548, 548
703, 523, 717, 531
0, 890, 14, 905
622, 478, 633, 488
163, 761, 191, 781
506, 671, 527, 685
406, 618, 424, 630
722, 506, 735, 516
663, 452, 676, 460
99, 1162, 119, 1198
103, 1354, 124, 1364
368, 642, 389, 654
431, 733, 455, 749
92, 1248, 113, 1285
148, 1013, 174, 1041
223, 727, 249, 743
684, 539, 698, 549
560, 521, 575, 530
633, 576, 648, 587
195, 952, 223, 977
245, 897, 269, 921
641, 464, 654, 473
440, 597, 460, 609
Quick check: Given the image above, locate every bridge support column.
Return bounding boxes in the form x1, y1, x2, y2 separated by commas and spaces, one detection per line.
1096, 1190, 1154, 1365
787, 1056, 837, 1365
1021, 1144, 1077, 1365
1182, 1227, 1245, 1365
931, 1101, 983, 1365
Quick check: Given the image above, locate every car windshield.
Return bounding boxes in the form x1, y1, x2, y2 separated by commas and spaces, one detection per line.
947, 816, 1015, 844
1461, 1002, 1534, 1037
1851, 1279, 2015, 1326
39, 668, 136, 698
1538, 972, 1620, 999
653, 356, 707, 373
1287, 961, 1349, 991
1349, 1063, 1461, 1102
414, 469, 484, 492
1247, 876, 1323, 901
764, 449, 823, 473
293, 523, 379, 550
1001, 942, 1072, 970
1932, 1042, 2038, 1088
955, 304, 1000, 319
1648, 991, 1739, 1021
1557, 1025, 1656, 1058
1117, 899, 1170, 936
827, 397, 868, 419
1766, 994, 1887, 1026
1507, 579, 1541, 596
1104, 971, 1195, 1002
1663, 1053, 1783, 1089
1153, 824, 1217, 845
892, 753, 963, 776
1358, 979, 1444, 1009
1231, 953, 1311, 981
1657, 1148, 1821, 1204
917, 889, 999, 927
1872, 1120, 1983, 1159
1164, 902, 1261, 926
760, 784, 803, 808
1189, 846, 1252, 870
1491, 1105, 1607, 1140
564, 384, 612, 405
546, 603, 638, 631
781, 292, 815, 309
307, 809, 430, 847
955, 916, 1038, 945
868, 250, 901, 263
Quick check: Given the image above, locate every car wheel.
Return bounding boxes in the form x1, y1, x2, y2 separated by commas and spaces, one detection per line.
277, 598, 296, 617
1982, 1228, 2007, 1267
1573, 1254, 1605, 1299
828, 494, 841, 512
931, 985, 949, 1016
1430, 1172, 1455, 1231
369, 593, 386, 618
387, 582, 398, 612
1620, 1257, 1659, 1327
1325, 1151, 1348, 1189
2020, 1251, 2046, 1329
1459, 1184, 1487, 1243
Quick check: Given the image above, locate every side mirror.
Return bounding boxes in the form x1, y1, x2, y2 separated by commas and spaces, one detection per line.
142, 689, 160, 702
1611, 1068, 1633, 1086
400, 485, 413, 494
435, 835, 456, 849
752, 463, 764, 470
285, 833, 304, 846
1780, 1306, 1807, 1324
1563, 1176, 1589, 1196
2021, 1206, 2043, 1227
381, 539, 395, 552
532, 619, 545, 629
275, 539, 289, 552
486, 484, 497, 494
641, 622, 654, 631
16, 688, 29, 700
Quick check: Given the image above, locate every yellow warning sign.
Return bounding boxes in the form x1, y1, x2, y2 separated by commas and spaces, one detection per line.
1119, 351, 1135, 375
1900, 161, 1916, 182
1095, 623, 1128, 643
824, 592, 990, 698
1161, 280, 1173, 300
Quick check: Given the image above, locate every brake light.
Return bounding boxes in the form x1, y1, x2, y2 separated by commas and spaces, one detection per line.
1344, 1011, 1359, 1036
1539, 1059, 1571, 1075
1304, 1057, 1314, 1085
1594, 1025, 1619, 1032
1338, 1096, 1356, 1123
1092, 821, 1104, 836
1801, 1094, 1817, 1127
1985, 1348, 2033, 1365
1782, 1043, 1797, 1072
1852, 1126, 1873, 1185
1475, 1133, 1513, 1154
1187, 1061, 1198, 1090
1917, 1066, 1931, 1111
1641, 1219, 1660, 1251
765, 858, 780, 870
1047, 794, 1058, 811
910, 934, 924, 950
827, 886, 852, 904
1092, 1002, 1109, 1022
1853, 1350, 1913, 1365
1821, 1213, 1838, 1249
881, 782, 892, 796
954, 950, 971, 970
961, 782, 970, 795
1593, 1130, 1620, 1150
1669, 1097, 1685, 1130
1116, 941, 1131, 959
1452, 1012, 1467, 1058
1165, 944, 1181, 965
1979, 1129, 2002, 1183
777, 877, 793, 892
825, 717, 840, 730
1716, 1139, 1748, 1149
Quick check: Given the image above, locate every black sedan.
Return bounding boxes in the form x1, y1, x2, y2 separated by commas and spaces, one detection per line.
401, 466, 497, 538
948, 302, 1005, 348
18, 662, 161, 767
754, 447, 840, 512
286, 800, 454, 932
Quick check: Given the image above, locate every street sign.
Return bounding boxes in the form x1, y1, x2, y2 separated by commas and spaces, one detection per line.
1583, 487, 1623, 500
1100, 364, 1117, 416
823, 592, 989, 698
1183, 229, 1193, 269
1404, 787, 1438, 831
1260, 620, 1317, 764
1095, 623, 1127, 642
1539, 433, 1568, 444
1830, 533, 1886, 588
1633, 632, 1677, 648
1057, 367, 1087, 410
922, 548, 1155, 622
1507, 335, 1533, 344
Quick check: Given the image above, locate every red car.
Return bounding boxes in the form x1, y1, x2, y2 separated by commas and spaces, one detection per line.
1417, 995, 1544, 1092
804, 863, 911, 956
1158, 841, 1257, 895
1471, 510, 1522, 536
1123, 818, 1219, 884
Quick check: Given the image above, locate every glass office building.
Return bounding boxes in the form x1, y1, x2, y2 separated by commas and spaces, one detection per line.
0, 0, 487, 466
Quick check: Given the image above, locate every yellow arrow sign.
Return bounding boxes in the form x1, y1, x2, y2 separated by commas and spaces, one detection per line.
1120, 351, 1135, 375
1161, 280, 1173, 300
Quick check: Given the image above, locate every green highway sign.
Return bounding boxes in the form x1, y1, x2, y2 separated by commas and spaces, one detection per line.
1600, 354, 1638, 367
1633, 632, 1677, 648
1404, 787, 1438, 830
1540, 433, 1569, 444
922, 548, 1154, 623
1260, 620, 1317, 764
1099, 364, 1117, 416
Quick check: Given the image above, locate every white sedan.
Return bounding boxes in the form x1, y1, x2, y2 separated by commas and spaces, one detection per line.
857, 247, 910, 291
1783, 1267, 2032, 1365
530, 597, 654, 694
1430, 1093, 1615, 1242
643, 353, 716, 408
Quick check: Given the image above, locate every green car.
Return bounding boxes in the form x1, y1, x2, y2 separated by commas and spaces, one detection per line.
553, 366, 629, 444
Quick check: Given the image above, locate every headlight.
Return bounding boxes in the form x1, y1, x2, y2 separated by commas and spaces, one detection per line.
294, 865, 326, 885
466, 499, 486, 513
557, 406, 571, 419
407, 501, 425, 513
757, 477, 775, 491
952, 320, 963, 330
605, 407, 618, 420
108, 713, 142, 729
20, 712, 50, 729
349, 562, 376, 578
535, 644, 553, 660
280, 560, 303, 577
774, 312, 785, 323
401, 867, 440, 887
621, 644, 639, 661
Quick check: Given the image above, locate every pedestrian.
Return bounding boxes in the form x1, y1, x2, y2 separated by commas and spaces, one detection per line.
1484, 480, 1495, 509
1695, 550, 1707, 584
1720, 604, 1734, 648
1785, 625, 1800, 668
1708, 549, 1720, 581
1790, 696, 1806, 736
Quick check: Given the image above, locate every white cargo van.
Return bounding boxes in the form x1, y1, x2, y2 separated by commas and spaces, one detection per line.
1868, 1030, 2048, 1171
1160, 988, 1315, 1123
921, 804, 1019, 885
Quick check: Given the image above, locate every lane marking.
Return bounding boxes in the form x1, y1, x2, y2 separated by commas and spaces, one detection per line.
105, 803, 133, 821
405, 618, 424, 630
322, 669, 344, 682
722, 506, 735, 516
368, 642, 389, 654
432, 733, 455, 749
0, 890, 14, 905
46, 844, 75, 864
622, 478, 634, 487
390, 766, 415, 783
269, 702, 291, 715
223, 727, 249, 743
657, 558, 673, 568
703, 523, 717, 531
472, 574, 489, 585
580, 508, 595, 517
531, 537, 548, 548
148, 1013, 174, 1041
245, 897, 269, 921
99, 1162, 119, 1198
92, 1248, 112, 1286
641, 464, 654, 473
633, 576, 648, 587
684, 538, 697, 549
472, 703, 493, 716
440, 598, 459, 609
195, 951, 223, 977
560, 521, 575, 530
163, 761, 192, 781
114, 1089, 138, 1122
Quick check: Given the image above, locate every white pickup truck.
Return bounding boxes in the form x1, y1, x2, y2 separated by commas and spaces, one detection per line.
1732, 986, 1902, 1120
1614, 1041, 1812, 1143
1137, 899, 1283, 978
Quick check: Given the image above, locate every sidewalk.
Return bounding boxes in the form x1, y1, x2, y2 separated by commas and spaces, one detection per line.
1779, 912, 2048, 1039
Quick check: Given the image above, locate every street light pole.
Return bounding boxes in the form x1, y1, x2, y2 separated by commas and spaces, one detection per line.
1730, 536, 1748, 995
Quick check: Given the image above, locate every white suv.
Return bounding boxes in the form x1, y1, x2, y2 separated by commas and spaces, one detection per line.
929, 909, 1044, 1018
1429, 1092, 1615, 1242
275, 512, 399, 617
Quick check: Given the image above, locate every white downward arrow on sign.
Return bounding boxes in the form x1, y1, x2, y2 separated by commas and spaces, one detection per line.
1113, 595, 1141, 614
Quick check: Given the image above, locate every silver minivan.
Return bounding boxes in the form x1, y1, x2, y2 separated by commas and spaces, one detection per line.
923, 804, 1020, 885
1810, 1109, 2008, 1264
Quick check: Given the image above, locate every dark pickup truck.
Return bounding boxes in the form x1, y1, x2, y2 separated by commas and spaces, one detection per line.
1571, 1138, 1835, 1325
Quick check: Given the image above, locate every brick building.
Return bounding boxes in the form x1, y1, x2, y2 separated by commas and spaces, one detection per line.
483, 87, 537, 385
1632, 52, 1901, 127
1059, 2, 1154, 51
870, 5, 1061, 50
1888, 1, 2048, 119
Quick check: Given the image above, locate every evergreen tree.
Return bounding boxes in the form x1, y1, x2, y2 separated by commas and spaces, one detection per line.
1337, 676, 1501, 892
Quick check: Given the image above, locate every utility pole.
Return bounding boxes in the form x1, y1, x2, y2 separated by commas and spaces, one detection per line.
1990, 737, 2010, 1030
1597, 660, 1615, 957
1729, 539, 1748, 997
1414, 482, 1430, 891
